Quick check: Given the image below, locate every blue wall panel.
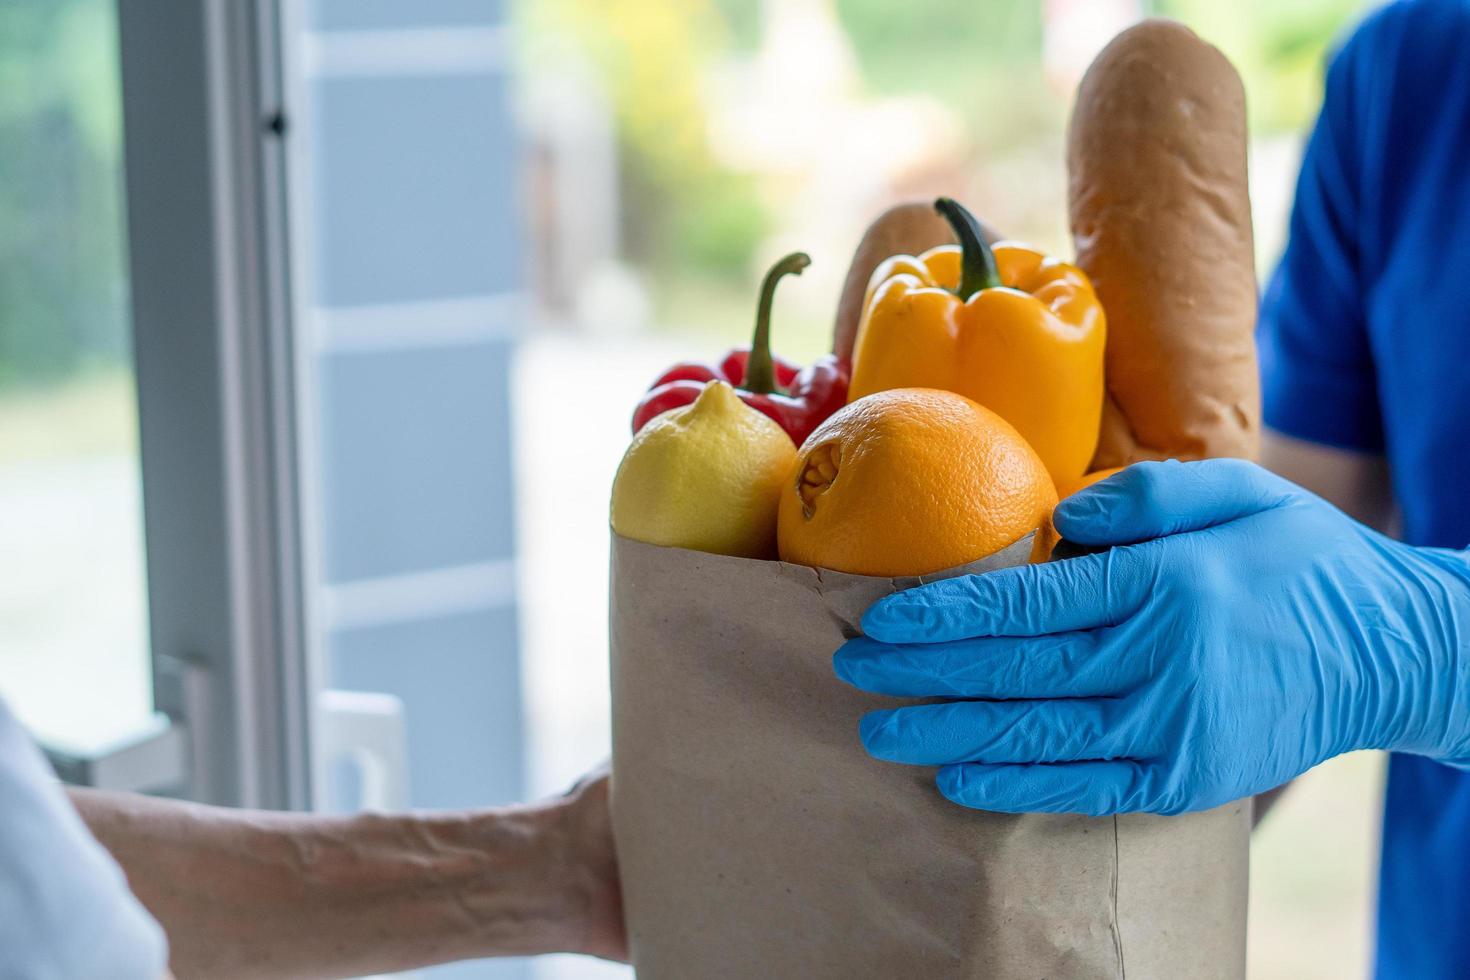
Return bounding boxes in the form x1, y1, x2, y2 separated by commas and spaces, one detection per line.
310, 73, 520, 306
318, 340, 517, 582
310, 0, 505, 31
329, 606, 524, 809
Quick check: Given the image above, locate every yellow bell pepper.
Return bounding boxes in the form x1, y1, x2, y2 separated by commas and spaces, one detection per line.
848, 198, 1106, 488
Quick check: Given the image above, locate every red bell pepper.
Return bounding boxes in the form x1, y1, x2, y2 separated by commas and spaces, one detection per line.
631, 252, 849, 446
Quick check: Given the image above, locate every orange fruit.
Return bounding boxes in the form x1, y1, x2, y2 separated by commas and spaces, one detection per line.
777, 388, 1058, 577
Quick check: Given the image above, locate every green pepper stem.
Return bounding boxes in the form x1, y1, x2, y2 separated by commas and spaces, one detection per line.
934, 197, 1001, 300
744, 251, 811, 395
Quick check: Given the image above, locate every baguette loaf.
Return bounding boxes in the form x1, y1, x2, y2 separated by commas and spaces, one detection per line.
1068, 19, 1260, 466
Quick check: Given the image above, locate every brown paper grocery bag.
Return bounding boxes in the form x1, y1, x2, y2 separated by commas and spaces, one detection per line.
610, 532, 1248, 979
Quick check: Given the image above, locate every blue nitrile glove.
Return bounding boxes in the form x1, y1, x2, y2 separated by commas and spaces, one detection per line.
833, 459, 1470, 816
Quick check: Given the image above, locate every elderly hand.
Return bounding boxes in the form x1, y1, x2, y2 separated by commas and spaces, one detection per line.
552, 764, 626, 961
834, 460, 1470, 816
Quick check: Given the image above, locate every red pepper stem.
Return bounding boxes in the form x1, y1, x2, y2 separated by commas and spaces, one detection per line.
743, 251, 811, 395
934, 197, 1001, 300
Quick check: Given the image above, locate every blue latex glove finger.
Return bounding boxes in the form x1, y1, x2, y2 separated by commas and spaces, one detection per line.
840, 459, 1470, 816
938, 761, 1165, 816
835, 630, 1144, 699
1056, 459, 1297, 546
860, 697, 1153, 766
861, 547, 1151, 644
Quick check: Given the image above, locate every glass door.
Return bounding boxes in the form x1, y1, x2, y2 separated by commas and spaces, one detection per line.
0, 0, 157, 760
1, 0, 318, 806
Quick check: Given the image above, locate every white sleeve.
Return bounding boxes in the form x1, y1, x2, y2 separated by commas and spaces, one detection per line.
0, 698, 168, 980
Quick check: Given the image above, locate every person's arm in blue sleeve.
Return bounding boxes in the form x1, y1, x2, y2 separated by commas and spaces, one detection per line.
1257, 15, 1395, 532
1258, 11, 1382, 456
0, 699, 169, 980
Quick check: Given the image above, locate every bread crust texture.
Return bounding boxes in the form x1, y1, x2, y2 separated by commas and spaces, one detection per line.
1068, 18, 1261, 466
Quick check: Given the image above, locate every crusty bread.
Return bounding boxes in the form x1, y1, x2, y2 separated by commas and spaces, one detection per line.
832, 202, 999, 364
1068, 19, 1260, 465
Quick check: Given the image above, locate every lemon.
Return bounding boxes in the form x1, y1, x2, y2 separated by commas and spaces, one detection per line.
611, 381, 796, 559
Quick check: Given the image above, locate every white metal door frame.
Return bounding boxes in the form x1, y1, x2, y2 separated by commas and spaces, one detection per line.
115, 0, 314, 809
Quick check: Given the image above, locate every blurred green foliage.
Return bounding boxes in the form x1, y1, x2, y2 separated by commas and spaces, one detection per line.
836, 0, 1046, 104
522, 0, 773, 284
0, 0, 1372, 389
0, 0, 129, 393
520, 0, 1366, 310
1158, 0, 1365, 132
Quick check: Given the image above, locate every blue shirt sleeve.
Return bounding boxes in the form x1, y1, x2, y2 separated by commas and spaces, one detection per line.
0, 699, 168, 979
1258, 18, 1386, 452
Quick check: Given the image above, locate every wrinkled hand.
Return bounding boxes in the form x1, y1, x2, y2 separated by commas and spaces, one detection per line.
834, 460, 1470, 816
553, 763, 625, 961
